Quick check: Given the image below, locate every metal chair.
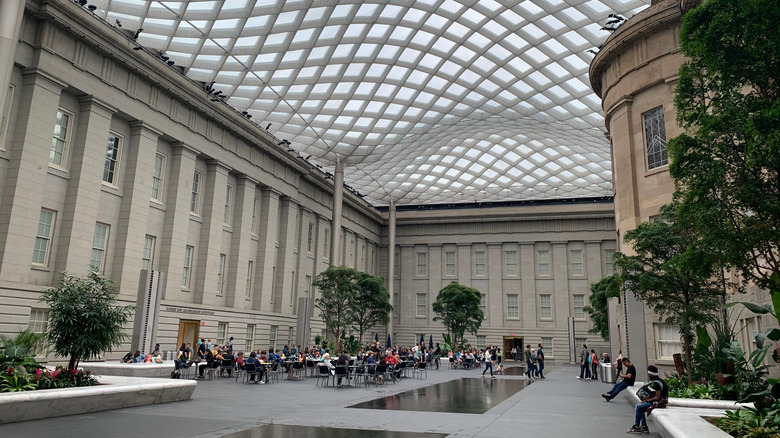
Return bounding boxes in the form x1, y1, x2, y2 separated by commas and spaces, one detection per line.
268, 362, 282, 383
291, 361, 305, 380
334, 365, 350, 387
206, 360, 221, 380
242, 363, 258, 383
316, 365, 332, 387
449, 357, 457, 369
414, 361, 428, 379
219, 359, 234, 378
306, 359, 317, 378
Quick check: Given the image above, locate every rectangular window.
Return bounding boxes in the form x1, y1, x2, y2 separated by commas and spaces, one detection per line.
445, 251, 455, 276
0, 85, 14, 150
604, 250, 616, 275
28, 309, 49, 357
476, 335, 486, 350
416, 293, 426, 317
103, 133, 121, 185
479, 293, 486, 316
269, 325, 278, 350
246, 261, 254, 298
223, 185, 233, 225
417, 252, 428, 276
570, 250, 583, 276
150, 153, 165, 202
540, 294, 552, 319
507, 294, 518, 318
575, 337, 587, 350
745, 317, 760, 354
217, 322, 228, 347
538, 250, 550, 276
474, 251, 486, 276
505, 250, 518, 276
182, 245, 194, 288
32, 209, 56, 266
655, 323, 682, 359
251, 196, 260, 235
142, 235, 155, 270
216, 254, 226, 293
541, 337, 552, 353
323, 228, 330, 259
90, 223, 109, 273
304, 275, 311, 297
190, 170, 202, 214
574, 294, 585, 319
49, 109, 72, 168
644, 107, 668, 170
307, 222, 313, 252
245, 324, 255, 352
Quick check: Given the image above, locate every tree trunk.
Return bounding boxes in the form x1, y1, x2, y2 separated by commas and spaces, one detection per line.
683, 332, 693, 385
68, 354, 78, 371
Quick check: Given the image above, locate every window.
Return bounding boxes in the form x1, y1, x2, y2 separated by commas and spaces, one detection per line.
216, 254, 226, 293
142, 235, 155, 270
190, 170, 202, 214
507, 294, 518, 318
644, 107, 668, 170
28, 309, 49, 357
417, 252, 428, 276
541, 337, 552, 353
32, 209, 56, 266
182, 245, 194, 288
573, 294, 585, 319
150, 153, 165, 202
217, 322, 228, 347
323, 228, 330, 258
269, 325, 278, 349
223, 185, 233, 224
570, 250, 583, 276
304, 275, 311, 297
245, 324, 255, 351
90, 223, 109, 272
288, 327, 294, 345
575, 337, 588, 349
604, 250, 616, 275
251, 196, 260, 235
445, 251, 455, 276
538, 250, 550, 276
474, 251, 486, 276
307, 222, 313, 252
540, 294, 552, 319
393, 293, 399, 319
103, 133, 121, 185
476, 335, 486, 350
0, 84, 14, 150
479, 293, 486, 316
505, 250, 518, 276
246, 261, 254, 298
655, 323, 682, 359
745, 317, 760, 354
416, 293, 427, 317
49, 109, 72, 168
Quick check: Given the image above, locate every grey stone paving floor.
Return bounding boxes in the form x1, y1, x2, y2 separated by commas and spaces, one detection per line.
0, 363, 662, 437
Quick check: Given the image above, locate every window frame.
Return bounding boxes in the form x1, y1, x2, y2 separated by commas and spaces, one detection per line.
505, 250, 518, 276
0, 84, 14, 151
654, 323, 683, 360
182, 245, 194, 288
643, 106, 668, 170
216, 322, 228, 347
479, 293, 486, 317
573, 294, 585, 319
251, 196, 260, 235
269, 325, 278, 350
32, 209, 56, 266
102, 132, 122, 186
245, 324, 256, 352
570, 250, 584, 276
474, 251, 486, 276
49, 108, 74, 169
540, 294, 552, 319
444, 251, 456, 276
28, 308, 49, 357
416, 293, 427, 318
416, 252, 428, 277
246, 260, 254, 298
150, 153, 166, 202
538, 250, 551, 276
90, 223, 110, 273
190, 170, 202, 214
507, 294, 519, 319
142, 235, 155, 270
307, 222, 313, 253
223, 184, 233, 225
216, 253, 226, 294
604, 249, 616, 276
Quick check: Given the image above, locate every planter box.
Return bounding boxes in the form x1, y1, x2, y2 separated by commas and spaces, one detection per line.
81, 360, 176, 378
0, 375, 196, 424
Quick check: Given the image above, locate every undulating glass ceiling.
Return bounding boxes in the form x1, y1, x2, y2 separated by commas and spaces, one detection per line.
94, 0, 650, 206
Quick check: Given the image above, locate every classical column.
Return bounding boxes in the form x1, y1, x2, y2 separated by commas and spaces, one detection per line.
193, 160, 230, 306
253, 187, 281, 312
0, 69, 65, 281
330, 157, 343, 265
225, 175, 258, 308
386, 199, 396, 339
53, 96, 116, 275
111, 121, 160, 298
520, 243, 537, 326
157, 142, 198, 302
0, 0, 25, 135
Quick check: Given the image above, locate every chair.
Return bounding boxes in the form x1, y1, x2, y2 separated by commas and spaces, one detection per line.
268, 363, 282, 383
219, 359, 234, 378
374, 364, 389, 385
383, 364, 397, 384
242, 363, 258, 383
414, 361, 428, 379
353, 364, 370, 387
206, 360, 221, 380
316, 365, 332, 387
449, 357, 457, 369
290, 361, 305, 380
306, 359, 317, 378
334, 365, 350, 387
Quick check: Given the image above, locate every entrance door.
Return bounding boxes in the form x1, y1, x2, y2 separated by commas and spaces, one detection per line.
503, 336, 523, 361
177, 319, 200, 350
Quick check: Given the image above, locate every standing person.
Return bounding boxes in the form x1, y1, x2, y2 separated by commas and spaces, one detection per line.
602, 358, 636, 401
496, 347, 502, 365
615, 349, 623, 376
511, 346, 517, 361
627, 365, 668, 434
433, 342, 441, 369
577, 344, 591, 380
524, 344, 534, 379
591, 349, 599, 381
536, 343, 545, 378
226, 337, 234, 353
482, 345, 495, 378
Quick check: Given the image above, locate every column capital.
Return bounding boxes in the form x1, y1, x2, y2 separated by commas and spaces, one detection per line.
129, 120, 163, 138
261, 186, 283, 198
171, 141, 199, 158
77, 95, 117, 114
21, 67, 68, 89
206, 159, 232, 173
235, 174, 259, 187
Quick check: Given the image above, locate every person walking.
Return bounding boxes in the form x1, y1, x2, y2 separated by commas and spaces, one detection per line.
576, 344, 591, 380
511, 346, 517, 360
524, 344, 535, 379
535, 343, 545, 378
482, 345, 495, 378
590, 349, 599, 381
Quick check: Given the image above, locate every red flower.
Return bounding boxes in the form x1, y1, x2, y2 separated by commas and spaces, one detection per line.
6, 367, 13, 375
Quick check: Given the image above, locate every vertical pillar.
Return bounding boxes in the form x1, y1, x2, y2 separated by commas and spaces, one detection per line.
253, 187, 281, 312
330, 157, 343, 265
0, 0, 25, 133
386, 199, 396, 338
486, 243, 502, 329
53, 96, 116, 275
552, 242, 570, 351
274, 197, 299, 314
193, 160, 229, 306
225, 175, 257, 308
457, 243, 471, 287
520, 243, 537, 326
0, 69, 65, 281
158, 143, 198, 302
111, 121, 160, 298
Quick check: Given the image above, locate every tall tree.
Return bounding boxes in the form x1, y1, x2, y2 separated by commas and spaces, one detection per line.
668, 0, 780, 296
40, 270, 134, 371
313, 266, 360, 353
583, 274, 622, 341
615, 207, 729, 383
350, 272, 393, 346
432, 281, 483, 349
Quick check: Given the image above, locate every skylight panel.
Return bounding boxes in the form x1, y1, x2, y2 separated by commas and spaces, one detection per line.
543, 62, 568, 79
376, 84, 398, 98
331, 4, 356, 21
583, 0, 610, 14
244, 15, 269, 30
540, 38, 568, 56
318, 25, 342, 43
430, 36, 457, 55
332, 44, 356, 60
212, 18, 241, 31
401, 7, 426, 26
539, 15, 566, 32
389, 26, 414, 44
302, 7, 327, 25
291, 28, 315, 45
377, 45, 402, 62
356, 3, 379, 19
344, 23, 368, 40
365, 64, 389, 80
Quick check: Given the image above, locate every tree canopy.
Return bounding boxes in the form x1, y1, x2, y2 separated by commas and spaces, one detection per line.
432, 281, 483, 349
583, 274, 622, 341
668, 0, 780, 296
350, 271, 393, 346
40, 270, 134, 370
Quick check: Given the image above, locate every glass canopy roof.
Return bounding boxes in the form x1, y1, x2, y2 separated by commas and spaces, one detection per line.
94, 0, 650, 206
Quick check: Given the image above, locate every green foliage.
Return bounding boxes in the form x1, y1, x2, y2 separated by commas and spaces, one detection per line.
0, 329, 45, 371
40, 270, 134, 371
314, 334, 322, 347
583, 274, 621, 340
340, 335, 359, 355
666, 373, 717, 399
669, 0, 780, 297
350, 272, 393, 346
716, 402, 780, 438
615, 206, 728, 383
0, 365, 98, 393
432, 282, 483, 350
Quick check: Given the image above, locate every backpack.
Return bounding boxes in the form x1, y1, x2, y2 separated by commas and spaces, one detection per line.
636, 379, 662, 401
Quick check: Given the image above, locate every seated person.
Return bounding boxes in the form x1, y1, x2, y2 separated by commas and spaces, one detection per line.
150, 344, 162, 356
627, 365, 668, 434
602, 358, 636, 401
496, 364, 504, 375
336, 352, 351, 386
235, 351, 245, 370
245, 351, 264, 384
198, 350, 216, 379
122, 351, 134, 363
132, 350, 144, 363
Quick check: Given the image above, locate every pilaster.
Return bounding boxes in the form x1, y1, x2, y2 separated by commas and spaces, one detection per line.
253, 187, 281, 312
194, 160, 230, 306
225, 175, 257, 308
274, 197, 300, 314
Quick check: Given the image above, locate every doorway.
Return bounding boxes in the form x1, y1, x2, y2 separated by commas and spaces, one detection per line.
502, 336, 524, 361
177, 319, 200, 351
